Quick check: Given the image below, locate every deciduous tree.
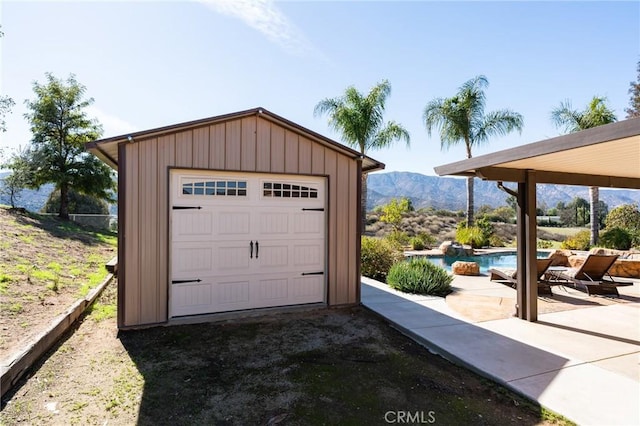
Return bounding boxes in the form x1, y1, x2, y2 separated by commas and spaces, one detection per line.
23, 73, 115, 219
626, 60, 640, 118
0, 148, 30, 208
379, 197, 412, 231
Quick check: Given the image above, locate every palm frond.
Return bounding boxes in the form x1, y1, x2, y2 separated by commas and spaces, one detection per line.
551, 96, 617, 133
475, 110, 524, 144
314, 79, 407, 155
371, 121, 410, 150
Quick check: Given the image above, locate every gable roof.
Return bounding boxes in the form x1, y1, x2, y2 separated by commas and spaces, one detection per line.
85, 107, 385, 172
434, 117, 640, 189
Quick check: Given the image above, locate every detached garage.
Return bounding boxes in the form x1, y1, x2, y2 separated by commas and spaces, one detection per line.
86, 107, 384, 328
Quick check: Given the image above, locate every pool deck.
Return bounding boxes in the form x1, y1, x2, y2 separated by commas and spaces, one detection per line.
361, 273, 640, 425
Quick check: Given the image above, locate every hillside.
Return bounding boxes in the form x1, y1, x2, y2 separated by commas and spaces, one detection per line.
368, 171, 640, 211
0, 206, 116, 360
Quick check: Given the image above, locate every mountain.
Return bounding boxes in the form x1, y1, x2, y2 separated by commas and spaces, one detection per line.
3, 170, 638, 215
368, 171, 640, 212
0, 172, 54, 212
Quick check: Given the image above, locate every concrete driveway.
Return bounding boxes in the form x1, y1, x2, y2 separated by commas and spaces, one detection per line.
361, 274, 640, 426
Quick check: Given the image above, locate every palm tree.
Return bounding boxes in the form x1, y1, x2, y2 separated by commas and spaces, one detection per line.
551, 96, 617, 246
424, 75, 524, 226
314, 80, 410, 231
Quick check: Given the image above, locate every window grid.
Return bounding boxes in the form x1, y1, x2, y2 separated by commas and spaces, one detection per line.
182, 180, 247, 196
263, 182, 318, 199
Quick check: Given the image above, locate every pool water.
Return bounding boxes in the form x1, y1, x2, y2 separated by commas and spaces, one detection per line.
420, 251, 549, 274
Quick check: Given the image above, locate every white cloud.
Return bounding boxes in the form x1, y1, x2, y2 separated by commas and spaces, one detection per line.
199, 0, 314, 56
86, 106, 137, 137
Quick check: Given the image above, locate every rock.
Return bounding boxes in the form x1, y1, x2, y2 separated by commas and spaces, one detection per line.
451, 261, 480, 276
547, 249, 573, 266
568, 254, 640, 278
439, 241, 474, 257
609, 260, 640, 278
567, 255, 586, 269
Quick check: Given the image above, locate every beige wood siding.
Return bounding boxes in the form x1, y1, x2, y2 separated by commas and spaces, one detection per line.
120, 115, 360, 327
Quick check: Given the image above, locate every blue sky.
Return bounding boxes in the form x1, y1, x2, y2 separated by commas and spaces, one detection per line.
1, 1, 638, 176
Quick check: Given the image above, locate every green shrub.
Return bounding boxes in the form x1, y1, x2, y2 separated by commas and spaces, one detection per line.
560, 230, 591, 250
385, 230, 410, 248
605, 204, 640, 248
599, 227, 632, 250
361, 236, 403, 282
456, 218, 494, 248
488, 235, 505, 247
43, 189, 110, 214
537, 239, 553, 249
410, 236, 425, 250
456, 226, 485, 248
387, 258, 453, 296
409, 232, 436, 251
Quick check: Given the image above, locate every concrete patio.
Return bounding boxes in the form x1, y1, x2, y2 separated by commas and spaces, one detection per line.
361, 274, 640, 426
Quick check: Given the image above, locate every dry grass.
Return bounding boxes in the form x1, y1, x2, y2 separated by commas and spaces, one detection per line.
0, 206, 116, 360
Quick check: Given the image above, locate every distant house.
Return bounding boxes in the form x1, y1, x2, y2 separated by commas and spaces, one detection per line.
87, 107, 384, 329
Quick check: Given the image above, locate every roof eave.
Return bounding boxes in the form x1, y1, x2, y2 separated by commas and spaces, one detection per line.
434, 117, 640, 178
85, 107, 385, 172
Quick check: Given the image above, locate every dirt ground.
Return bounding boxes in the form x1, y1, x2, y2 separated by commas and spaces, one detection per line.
1, 281, 571, 426
0, 207, 116, 361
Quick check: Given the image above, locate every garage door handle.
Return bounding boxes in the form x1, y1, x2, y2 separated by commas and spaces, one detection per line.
250, 241, 253, 258
301, 271, 324, 276
302, 208, 324, 211
172, 206, 202, 210
172, 279, 202, 284
255, 241, 259, 258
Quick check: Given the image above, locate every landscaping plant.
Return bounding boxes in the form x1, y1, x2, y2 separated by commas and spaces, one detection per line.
560, 229, 591, 251
387, 257, 453, 296
361, 236, 403, 282
455, 224, 485, 248
384, 230, 410, 249
605, 204, 640, 248
408, 232, 436, 250
599, 227, 632, 250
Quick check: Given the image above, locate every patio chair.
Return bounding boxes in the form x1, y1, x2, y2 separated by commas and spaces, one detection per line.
554, 254, 633, 297
489, 258, 554, 295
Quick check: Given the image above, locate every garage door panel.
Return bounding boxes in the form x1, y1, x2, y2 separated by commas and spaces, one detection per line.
256, 243, 289, 268
291, 276, 325, 300
216, 280, 250, 305
255, 278, 289, 301
172, 282, 213, 317
217, 245, 252, 271
292, 243, 324, 268
172, 243, 213, 277
218, 211, 251, 236
259, 212, 289, 234
173, 211, 213, 241
293, 212, 323, 234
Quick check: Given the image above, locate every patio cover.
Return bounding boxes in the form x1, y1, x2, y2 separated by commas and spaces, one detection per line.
434, 117, 640, 321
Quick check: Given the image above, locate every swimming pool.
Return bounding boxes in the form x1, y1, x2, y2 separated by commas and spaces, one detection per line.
418, 251, 550, 274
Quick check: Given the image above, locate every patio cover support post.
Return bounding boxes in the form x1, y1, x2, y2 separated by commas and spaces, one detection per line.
515, 170, 538, 321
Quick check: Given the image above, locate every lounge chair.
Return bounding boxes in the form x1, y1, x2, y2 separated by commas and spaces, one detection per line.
489, 258, 554, 295
555, 254, 633, 296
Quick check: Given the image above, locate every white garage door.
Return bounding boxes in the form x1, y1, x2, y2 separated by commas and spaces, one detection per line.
170, 170, 326, 317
